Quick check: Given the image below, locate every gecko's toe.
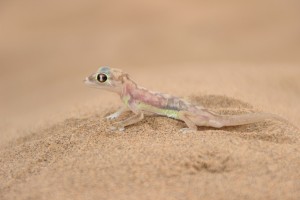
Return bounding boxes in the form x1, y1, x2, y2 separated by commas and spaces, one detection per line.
109, 126, 117, 131
106, 114, 117, 120
179, 128, 197, 133
118, 127, 125, 131
109, 126, 125, 132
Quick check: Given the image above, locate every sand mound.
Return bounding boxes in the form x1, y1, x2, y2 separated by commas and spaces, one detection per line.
1, 95, 300, 200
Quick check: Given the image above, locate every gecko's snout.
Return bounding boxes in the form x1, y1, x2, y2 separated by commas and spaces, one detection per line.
84, 75, 99, 88
83, 76, 92, 85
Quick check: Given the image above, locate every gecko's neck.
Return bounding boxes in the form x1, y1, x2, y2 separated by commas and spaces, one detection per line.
120, 76, 168, 108
120, 76, 138, 97
120, 76, 192, 111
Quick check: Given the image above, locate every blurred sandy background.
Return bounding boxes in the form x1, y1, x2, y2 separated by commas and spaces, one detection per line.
1, 0, 300, 199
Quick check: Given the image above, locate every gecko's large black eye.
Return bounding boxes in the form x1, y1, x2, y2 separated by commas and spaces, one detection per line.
97, 73, 107, 83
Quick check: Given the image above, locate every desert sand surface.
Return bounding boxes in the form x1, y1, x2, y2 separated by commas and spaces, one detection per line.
1, 1, 300, 200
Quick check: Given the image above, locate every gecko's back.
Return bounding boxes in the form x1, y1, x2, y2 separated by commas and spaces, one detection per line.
126, 82, 201, 118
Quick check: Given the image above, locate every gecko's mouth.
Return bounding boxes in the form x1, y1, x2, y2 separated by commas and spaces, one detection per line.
83, 77, 89, 82
84, 76, 103, 89
83, 77, 94, 86
83, 77, 90, 84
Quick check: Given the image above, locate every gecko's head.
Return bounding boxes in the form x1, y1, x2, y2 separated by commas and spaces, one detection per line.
84, 66, 126, 94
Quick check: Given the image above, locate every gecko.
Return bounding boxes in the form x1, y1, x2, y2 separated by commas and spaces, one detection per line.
84, 66, 286, 132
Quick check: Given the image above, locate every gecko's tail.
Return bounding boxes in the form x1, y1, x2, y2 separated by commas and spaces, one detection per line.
208, 112, 288, 128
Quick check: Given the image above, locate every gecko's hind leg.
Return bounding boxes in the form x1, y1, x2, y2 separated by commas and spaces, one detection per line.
178, 111, 198, 133
110, 112, 144, 131
178, 110, 225, 131
190, 109, 226, 128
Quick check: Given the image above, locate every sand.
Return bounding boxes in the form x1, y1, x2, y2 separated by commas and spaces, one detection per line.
1, 65, 300, 200
1, 1, 300, 200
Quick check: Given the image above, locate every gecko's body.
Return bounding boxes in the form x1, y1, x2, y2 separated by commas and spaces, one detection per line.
85, 66, 285, 132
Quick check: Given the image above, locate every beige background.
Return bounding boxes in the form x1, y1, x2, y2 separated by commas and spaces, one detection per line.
1, 0, 300, 199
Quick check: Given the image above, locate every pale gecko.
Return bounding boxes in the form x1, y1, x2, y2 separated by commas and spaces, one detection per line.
84, 66, 286, 132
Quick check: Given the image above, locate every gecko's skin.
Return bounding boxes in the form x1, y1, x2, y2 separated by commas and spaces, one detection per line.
84, 66, 286, 132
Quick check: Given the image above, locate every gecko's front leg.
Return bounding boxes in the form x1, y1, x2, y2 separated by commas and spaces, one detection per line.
106, 106, 129, 120
178, 111, 198, 133
110, 112, 144, 131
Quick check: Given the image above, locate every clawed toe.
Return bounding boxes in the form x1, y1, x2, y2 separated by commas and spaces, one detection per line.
109, 126, 125, 132
105, 114, 118, 120
179, 128, 197, 133
106, 116, 114, 120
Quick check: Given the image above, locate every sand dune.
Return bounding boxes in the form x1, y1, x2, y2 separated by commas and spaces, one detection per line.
1, 94, 300, 200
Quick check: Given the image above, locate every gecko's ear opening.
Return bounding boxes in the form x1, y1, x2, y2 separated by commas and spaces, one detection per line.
120, 73, 129, 83
111, 68, 130, 83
